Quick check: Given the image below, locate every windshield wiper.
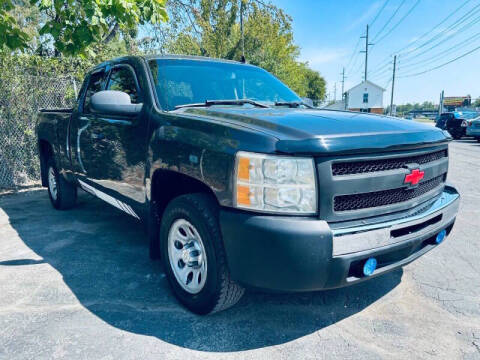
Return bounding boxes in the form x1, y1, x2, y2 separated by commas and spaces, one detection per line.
274, 101, 312, 108
175, 99, 270, 110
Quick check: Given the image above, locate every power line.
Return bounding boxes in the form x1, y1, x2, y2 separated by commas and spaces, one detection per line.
370, 67, 393, 82
351, 58, 365, 78
370, 0, 474, 72
397, 29, 480, 71
345, 37, 361, 74
372, 0, 407, 42
347, 51, 362, 76
370, 0, 391, 27
399, 2, 480, 56
350, 61, 364, 82
369, 71, 393, 85
396, 0, 472, 53
398, 11, 480, 65
394, 0, 472, 54
374, 0, 421, 44
398, 43, 480, 78
383, 78, 393, 89
368, 57, 394, 77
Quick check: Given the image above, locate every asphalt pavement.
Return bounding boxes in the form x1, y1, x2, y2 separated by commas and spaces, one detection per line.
0, 140, 479, 359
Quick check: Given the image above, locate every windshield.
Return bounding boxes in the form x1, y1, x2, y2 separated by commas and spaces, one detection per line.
148, 59, 301, 111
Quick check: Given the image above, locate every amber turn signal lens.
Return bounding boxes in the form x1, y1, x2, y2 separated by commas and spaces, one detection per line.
236, 185, 251, 206
237, 157, 250, 181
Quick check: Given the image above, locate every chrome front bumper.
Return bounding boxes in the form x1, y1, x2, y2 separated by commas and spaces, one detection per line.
332, 186, 460, 256
220, 185, 459, 292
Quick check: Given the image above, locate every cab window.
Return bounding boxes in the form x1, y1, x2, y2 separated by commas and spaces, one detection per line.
83, 71, 106, 113
106, 66, 141, 104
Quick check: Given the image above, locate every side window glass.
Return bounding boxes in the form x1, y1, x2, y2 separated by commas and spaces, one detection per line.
83, 71, 106, 113
106, 67, 140, 104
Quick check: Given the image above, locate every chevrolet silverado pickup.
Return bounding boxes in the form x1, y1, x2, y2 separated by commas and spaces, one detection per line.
36, 55, 460, 314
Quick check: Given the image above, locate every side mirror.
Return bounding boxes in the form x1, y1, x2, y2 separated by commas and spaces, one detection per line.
91, 90, 143, 116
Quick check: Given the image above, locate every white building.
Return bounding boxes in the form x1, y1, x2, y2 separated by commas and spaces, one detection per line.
345, 80, 385, 114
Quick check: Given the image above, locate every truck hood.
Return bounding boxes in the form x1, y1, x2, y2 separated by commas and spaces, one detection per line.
180, 107, 450, 155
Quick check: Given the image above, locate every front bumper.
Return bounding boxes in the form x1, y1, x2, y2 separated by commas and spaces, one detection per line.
219, 186, 459, 292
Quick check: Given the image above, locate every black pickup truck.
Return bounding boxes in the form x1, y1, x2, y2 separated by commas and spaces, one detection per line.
37, 55, 460, 314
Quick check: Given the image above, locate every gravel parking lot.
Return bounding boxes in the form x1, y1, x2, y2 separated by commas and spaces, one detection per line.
0, 140, 479, 360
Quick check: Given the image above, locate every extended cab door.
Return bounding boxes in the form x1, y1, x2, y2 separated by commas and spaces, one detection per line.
70, 69, 107, 179
73, 63, 149, 218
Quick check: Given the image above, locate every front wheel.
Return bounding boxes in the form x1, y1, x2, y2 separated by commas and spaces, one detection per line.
160, 193, 244, 314
451, 132, 462, 140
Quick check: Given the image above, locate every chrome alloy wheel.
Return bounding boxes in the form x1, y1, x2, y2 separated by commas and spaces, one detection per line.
167, 219, 207, 294
48, 167, 58, 201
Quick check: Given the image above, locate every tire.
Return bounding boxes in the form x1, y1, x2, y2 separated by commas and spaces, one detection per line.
46, 158, 77, 210
160, 193, 244, 314
452, 133, 462, 140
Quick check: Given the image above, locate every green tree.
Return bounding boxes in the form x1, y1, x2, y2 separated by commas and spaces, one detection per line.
1, 0, 168, 56
303, 67, 326, 101
0, 0, 30, 50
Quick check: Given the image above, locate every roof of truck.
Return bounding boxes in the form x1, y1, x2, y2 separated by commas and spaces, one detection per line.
142, 54, 245, 64
91, 54, 248, 70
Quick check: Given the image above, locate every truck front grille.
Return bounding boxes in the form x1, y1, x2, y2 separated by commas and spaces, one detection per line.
333, 174, 445, 212
332, 149, 447, 176
316, 146, 449, 222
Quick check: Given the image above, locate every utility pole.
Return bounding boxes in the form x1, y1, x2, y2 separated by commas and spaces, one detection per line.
439, 90, 444, 115
390, 55, 397, 116
340, 67, 347, 109
334, 82, 337, 102
240, 0, 245, 63
360, 25, 373, 82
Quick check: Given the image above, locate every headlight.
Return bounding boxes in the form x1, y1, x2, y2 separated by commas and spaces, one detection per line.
234, 151, 317, 214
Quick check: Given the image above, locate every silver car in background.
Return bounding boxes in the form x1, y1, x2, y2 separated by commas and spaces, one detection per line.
466, 116, 480, 142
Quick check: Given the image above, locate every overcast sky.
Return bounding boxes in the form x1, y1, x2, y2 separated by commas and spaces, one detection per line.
272, 0, 480, 105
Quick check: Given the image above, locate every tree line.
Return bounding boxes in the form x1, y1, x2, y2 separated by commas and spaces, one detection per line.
0, 0, 326, 101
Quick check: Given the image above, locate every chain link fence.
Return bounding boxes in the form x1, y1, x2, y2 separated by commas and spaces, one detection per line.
0, 73, 78, 189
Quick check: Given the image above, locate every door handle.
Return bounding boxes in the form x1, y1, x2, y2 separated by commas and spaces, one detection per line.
91, 133, 105, 141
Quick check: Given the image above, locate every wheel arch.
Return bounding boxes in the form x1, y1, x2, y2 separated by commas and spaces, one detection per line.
150, 169, 219, 221
38, 139, 54, 187
147, 169, 220, 259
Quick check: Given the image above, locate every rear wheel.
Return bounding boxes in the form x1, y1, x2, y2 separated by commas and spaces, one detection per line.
160, 193, 244, 314
47, 158, 77, 210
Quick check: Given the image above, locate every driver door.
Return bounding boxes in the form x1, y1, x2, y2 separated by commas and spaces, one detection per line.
77, 63, 149, 216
